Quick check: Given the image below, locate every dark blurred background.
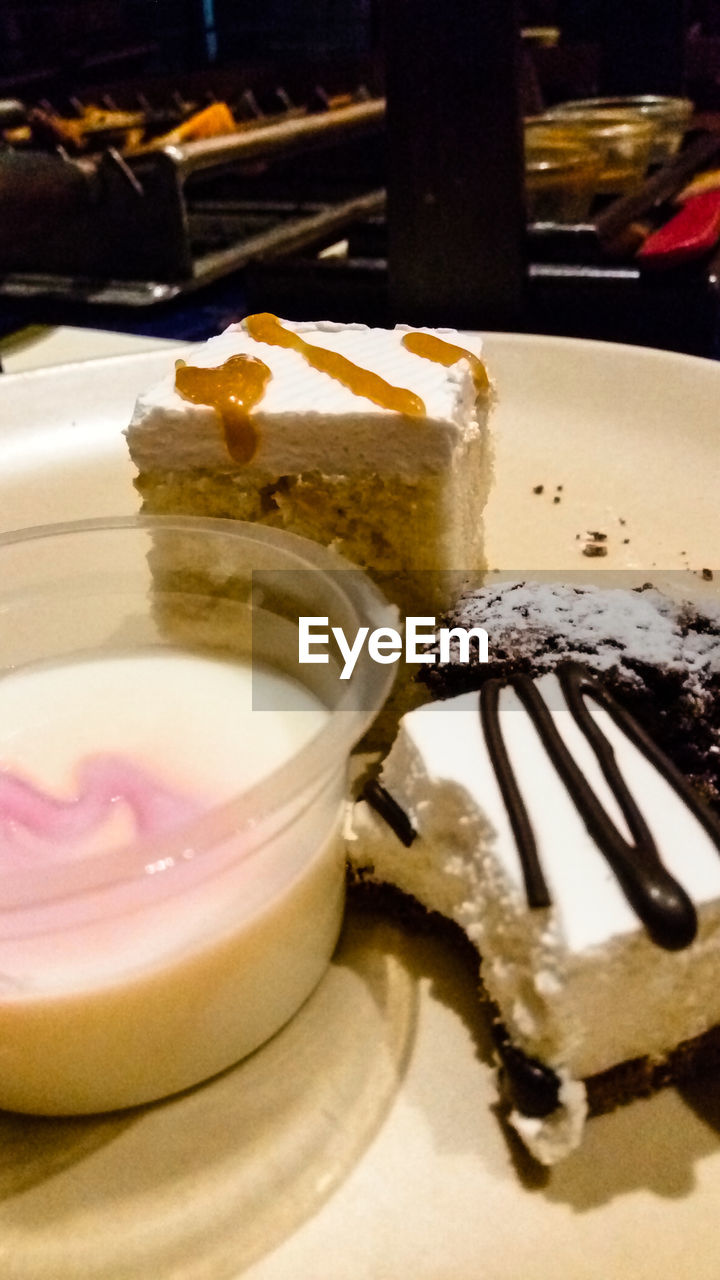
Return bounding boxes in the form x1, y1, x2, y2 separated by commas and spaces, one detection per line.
2, 2, 720, 352
3, 1, 720, 108
0, 1, 378, 100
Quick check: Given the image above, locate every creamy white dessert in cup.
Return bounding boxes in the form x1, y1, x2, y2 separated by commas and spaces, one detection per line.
0, 516, 395, 1114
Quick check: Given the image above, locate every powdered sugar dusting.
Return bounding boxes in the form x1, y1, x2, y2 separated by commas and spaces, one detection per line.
445, 581, 720, 687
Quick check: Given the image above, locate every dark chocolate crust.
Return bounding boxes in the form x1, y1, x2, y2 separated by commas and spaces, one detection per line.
585, 1025, 720, 1117
347, 876, 720, 1122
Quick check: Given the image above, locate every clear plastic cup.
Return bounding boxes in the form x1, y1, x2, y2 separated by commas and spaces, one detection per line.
0, 515, 396, 1114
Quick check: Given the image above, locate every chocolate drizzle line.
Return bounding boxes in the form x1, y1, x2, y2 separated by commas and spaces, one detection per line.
491, 1020, 560, 1119
486, 664, 703, 951
560, 661, 720, 925
479, 681, 551, 909
363, 779, 417, 847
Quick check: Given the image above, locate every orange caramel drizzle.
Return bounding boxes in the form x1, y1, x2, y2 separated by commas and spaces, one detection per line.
175, 354, 271, 463
245, 312, 426, 416
401, 330, 489, 394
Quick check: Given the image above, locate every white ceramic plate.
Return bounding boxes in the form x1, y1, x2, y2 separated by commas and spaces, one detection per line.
0, 334, 719, 1280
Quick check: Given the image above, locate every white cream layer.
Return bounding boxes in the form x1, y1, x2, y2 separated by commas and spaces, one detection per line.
0, 651, 344, 1114
347, 674, 720, 1162
126, 319, 486, 478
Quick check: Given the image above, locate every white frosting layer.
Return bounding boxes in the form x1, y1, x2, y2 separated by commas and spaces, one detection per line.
126, 318, 487, 479
347, 673, 720, 1163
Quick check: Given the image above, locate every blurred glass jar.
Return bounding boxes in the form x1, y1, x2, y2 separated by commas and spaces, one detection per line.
544, 95, 693, 166
526, 111, 655, 195
524, 139, 602, 222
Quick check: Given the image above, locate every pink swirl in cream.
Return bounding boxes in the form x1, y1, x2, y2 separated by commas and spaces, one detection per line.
0, 755, 202, 863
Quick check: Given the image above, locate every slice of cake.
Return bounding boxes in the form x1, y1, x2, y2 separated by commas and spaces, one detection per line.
126, 313, 494, 616
347, 659, 720, 1165
423, 580, 720, 810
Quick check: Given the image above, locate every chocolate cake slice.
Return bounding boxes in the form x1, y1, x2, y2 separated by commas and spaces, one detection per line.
346, 581, 720, 1164
423, 581, 720, 812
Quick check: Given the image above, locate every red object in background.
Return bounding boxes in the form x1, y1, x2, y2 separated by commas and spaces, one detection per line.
638, 187, 720, 266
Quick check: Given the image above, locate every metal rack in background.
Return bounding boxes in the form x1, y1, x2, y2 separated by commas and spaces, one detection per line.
0, 93, 385, 306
